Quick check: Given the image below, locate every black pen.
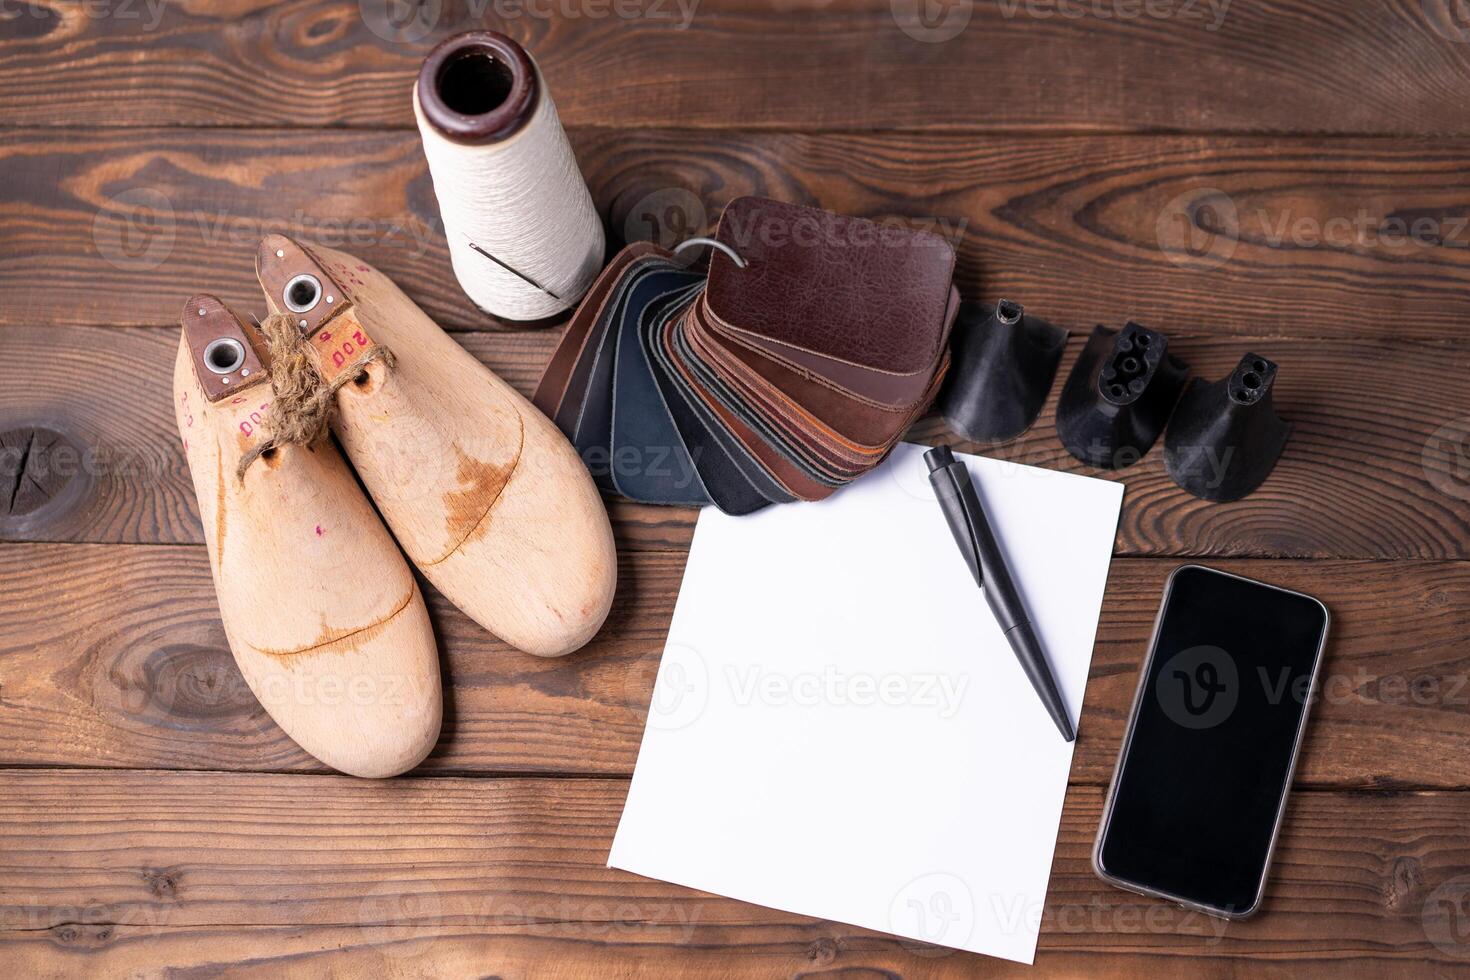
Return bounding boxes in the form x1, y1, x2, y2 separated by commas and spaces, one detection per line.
925, 445, 1076, 742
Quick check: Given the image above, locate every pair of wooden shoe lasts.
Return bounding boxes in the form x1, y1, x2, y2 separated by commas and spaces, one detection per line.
173, 236, 617, 778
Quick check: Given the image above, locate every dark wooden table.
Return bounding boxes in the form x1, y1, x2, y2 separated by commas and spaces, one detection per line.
3, 1, 1470, 975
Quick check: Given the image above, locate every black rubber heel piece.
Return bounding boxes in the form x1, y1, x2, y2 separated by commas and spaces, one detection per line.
1056, 322, 1189, 469
1165, 353, 1291, 501
939, 299, 1069, 443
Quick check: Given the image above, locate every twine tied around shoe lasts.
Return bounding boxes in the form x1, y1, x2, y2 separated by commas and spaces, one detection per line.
235, 312, 396, 481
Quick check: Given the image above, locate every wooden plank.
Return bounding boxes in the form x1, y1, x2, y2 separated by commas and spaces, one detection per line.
4, 1, 1470, 135
6, 128, 1470, 339
3, 323, 1467, 559
0, 322, 678, 550
0, 771, 1464, 975
2, 925, 1453, 980
3, 543, 1467, 788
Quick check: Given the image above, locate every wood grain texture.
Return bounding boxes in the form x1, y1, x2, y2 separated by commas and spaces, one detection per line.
0, 770, 1466, 975
0, 426, 91, 537
4, 542, 1467, 788
3, 2, 1465, 976
9, 927, 1455, 980
4, 0, 1470, 136
7, 128, 1470, 340
4, 324, 1467, 559
0, 322, 681, 551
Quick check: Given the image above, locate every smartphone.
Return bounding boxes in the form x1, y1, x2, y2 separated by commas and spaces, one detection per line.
1093, 564, 1331, 919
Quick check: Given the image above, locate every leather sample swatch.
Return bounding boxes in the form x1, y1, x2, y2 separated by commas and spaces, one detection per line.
532, 197, 960, 512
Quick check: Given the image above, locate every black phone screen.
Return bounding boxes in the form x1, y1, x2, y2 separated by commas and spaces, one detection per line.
1095, 565, 1330, 915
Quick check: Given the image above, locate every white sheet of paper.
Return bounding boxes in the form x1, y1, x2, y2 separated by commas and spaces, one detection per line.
608, 443, 1124, 964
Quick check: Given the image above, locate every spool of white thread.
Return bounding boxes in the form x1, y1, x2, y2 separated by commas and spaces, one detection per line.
414, 32, 605, 322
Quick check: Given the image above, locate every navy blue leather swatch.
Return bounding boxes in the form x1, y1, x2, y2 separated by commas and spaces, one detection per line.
610, 273, 708, 503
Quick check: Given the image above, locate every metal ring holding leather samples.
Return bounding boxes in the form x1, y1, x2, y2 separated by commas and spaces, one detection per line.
673, 236, 747, 269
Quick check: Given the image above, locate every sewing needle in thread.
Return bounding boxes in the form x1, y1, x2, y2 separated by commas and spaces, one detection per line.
465, 237, 565, 302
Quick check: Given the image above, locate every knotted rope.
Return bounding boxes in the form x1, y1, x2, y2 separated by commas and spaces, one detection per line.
236, 313, 396, 481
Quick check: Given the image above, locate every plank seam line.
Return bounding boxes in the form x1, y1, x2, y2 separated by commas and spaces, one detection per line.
0, 767, 1461, 794
7, 325, 1470, 351
5, 540, 1464, 564
4, 123, 1470, 140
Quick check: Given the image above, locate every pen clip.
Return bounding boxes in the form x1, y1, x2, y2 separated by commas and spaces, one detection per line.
926, 446, 985, 591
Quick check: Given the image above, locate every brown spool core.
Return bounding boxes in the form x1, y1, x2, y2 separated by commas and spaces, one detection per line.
417, 31, 539, 144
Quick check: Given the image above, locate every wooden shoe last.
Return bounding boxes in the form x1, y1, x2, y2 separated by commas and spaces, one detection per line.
174, 295, 442, 777
255, 237, 617, 657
